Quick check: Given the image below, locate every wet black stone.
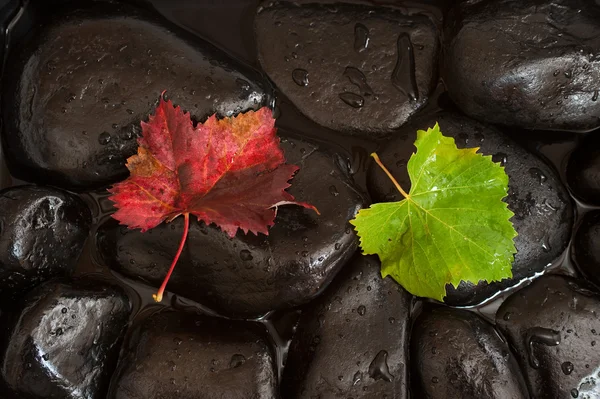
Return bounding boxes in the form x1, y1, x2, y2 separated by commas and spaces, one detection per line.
368, 112, 573, 305
0, 186, 91, 304
571, 211, 600, 288
108, 309, 277, 399
281, 255, 411, 399
411, 306, 528, 398
443, 0, 600, 132
255, 2, 439, 136
0, 279, 131, 399
496, 275, 600, 398
2, 1, 271, 191
567, 134, 600, 206
96, 135, 366, 318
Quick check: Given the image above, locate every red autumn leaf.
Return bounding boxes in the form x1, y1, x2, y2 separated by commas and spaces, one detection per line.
109, 93, 318, 302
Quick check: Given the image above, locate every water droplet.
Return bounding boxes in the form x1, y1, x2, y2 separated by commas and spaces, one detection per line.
391, 33, 418, 101
368, 350, 394, 382
526, 327, 561, 368
168, 360, 177, 371
229, 354, 246, 368
492, 152, 508, 166
334, 243, 341, 250
432, 376, 439, 383
562, 361, 574, 375
528, 168, 547, 184
353, 371, 363, 385
553, 70, 560, 77
98, 132, 111, 145
339, 92, 364, 108
541, 236, 552, 253
564, 70, 572, 78
431, 347, 438, 354
344, 67, 374, 96
357, 305, 366, 316
42, 354, 49, 361
388, 317, 395, 324
329, 185, 339, 196
503, 312, 512, 321
593, 91, 599, 102
292, 69, 309, 87
318, 314, 326, 327
354, 23, 369, 52
571, 388, 579, 398
240, 249, 253, 261
61, 307, 68, 314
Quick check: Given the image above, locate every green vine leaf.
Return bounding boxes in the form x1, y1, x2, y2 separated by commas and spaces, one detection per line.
350, 123, 518, 301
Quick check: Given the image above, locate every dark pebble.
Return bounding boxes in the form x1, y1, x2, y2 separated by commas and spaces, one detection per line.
496, 275, 600, 398
108, 309, 277, 399
411, 306, 529, 398
96, 135, 366, 317
368, 112, 573, 305
2, 1, 271, 191
567, 134, 600, 206
0, 186, 91, 304
282, 255, 411, 399
571, 211, 600, 288
255, 1, 439, 136
0, 279, 131, 399
443, 0, 600, 132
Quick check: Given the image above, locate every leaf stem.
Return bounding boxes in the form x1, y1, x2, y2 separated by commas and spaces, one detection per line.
153, 212, 190, 303
371, 152, 410, 199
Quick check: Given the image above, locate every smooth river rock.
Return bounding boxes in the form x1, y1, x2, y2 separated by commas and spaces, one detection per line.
571, 211, 600, 288
108, 309, 277, 399
443, 0, 600, 132
96, 135, 366, 317
282, 255, 412, 398
255, 1, 440, 136
567, 133, 600, 206
496, 275, 600, 399
411, 306, 529, 399
0, 186, 91, 304
2, 0, 271, 191
368, 112, 573, 305
0, 279, 131, 399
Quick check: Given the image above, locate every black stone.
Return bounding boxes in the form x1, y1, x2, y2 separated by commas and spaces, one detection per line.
0, 279, 131, 399
496, 275, 600, 398
411, 306, 529, 398
281, 255, 412, 399
368, 112, 573, 305
96, 135, 366, 317
255, 2, 439, 136
108, 309, 277, 399
567, 134, 600, 206
2, 1, 271, 191
572, 211, 600, 288
0, 186, 91, 303
443, 0, 600, 132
